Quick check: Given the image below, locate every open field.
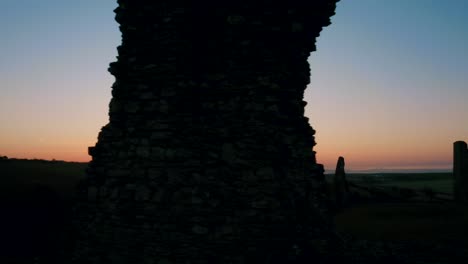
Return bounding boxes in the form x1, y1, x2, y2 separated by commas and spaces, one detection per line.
0, 159, 86, 200
376, 179, 453, 194
335, 202, 468, 244
327, 173, 454, 194
0, 159, 88, 263
1, 159, 466, 263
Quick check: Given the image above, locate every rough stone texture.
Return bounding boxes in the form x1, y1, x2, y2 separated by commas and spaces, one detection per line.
333, 156, 349, 208
71, 1, 339, 263
454, 141, 468, 203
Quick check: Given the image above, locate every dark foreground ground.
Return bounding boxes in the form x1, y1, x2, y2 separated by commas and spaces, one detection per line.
1, 159, 467, 263
335, 202, 468, 263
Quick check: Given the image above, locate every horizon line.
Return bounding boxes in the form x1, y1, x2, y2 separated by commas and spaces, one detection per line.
2, 156, 453, 174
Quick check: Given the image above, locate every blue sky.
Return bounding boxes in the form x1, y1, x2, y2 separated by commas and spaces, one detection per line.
307, 0, 468, 171
1, 0, 467, 172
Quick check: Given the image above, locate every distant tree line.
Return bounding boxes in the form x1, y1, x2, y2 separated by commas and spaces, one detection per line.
0, 156, 88, 165
0, 156, 58, 162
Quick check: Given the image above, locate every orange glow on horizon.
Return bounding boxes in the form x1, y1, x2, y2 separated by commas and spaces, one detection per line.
0, 143, 93, 163
0, 137, 455, 172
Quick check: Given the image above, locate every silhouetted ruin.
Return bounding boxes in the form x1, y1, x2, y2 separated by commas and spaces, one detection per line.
454, 141, 468, 203
333, 156, 349, 208
71, 1, 339, 263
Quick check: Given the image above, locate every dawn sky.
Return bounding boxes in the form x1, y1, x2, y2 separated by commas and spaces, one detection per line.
1, 0, 467, 172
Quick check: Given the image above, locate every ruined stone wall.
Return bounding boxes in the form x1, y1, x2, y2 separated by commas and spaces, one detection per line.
71, 1, 339, 263
454, 141, 468, 202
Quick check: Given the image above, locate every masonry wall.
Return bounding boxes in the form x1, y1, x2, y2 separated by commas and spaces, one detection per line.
71, 1, 339, 263
454, 141, 468, 202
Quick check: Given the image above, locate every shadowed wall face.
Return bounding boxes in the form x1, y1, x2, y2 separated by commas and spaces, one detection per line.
454, 141, 468, 202
72, 1, 339, 263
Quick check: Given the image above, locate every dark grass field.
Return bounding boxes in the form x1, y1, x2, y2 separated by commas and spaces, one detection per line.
0, 159, 466, 263
330, 172, 468, 243
335, 202, 468, 244
0, 159, 86, 199
344, 173, 454, 194
0, 159, 86, 263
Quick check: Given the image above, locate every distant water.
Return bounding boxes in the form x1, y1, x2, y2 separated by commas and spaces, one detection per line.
325, 168, 452, 174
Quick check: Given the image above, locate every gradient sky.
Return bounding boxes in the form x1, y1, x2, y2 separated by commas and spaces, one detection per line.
1, 1, 467, 172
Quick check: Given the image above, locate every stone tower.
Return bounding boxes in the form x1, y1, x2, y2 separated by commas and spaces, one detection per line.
333, 156, 349, 208
454, 141, 468, 202
71, 1, 339, 263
